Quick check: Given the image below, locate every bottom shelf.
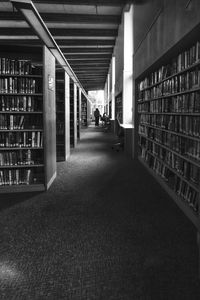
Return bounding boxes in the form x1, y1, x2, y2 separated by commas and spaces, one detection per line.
138, 156, 199, 230
0, 183, 45, 193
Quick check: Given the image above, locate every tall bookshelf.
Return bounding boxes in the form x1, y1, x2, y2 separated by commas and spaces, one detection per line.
0, 45, 56, 192
56, 79, 65, 162
136, 31, 200, 270
81, 94, 87, 127
115, 92, 123, 123
77, 87, 80, 139
70, 81, 77, 147
56, 70, 70, 161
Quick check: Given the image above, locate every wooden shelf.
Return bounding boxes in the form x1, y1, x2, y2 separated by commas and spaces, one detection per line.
138, 112, 200, 115
0, 183, 45, 193
0, 46, 56, 192
0, 93, 43, 96
139, 123, 200, 142
0, 147, 43, 150
138, 134, 200, 168
138, 157, 200, 230
141, 148, 200, 192
0, 164, 44, 169
140, 60, 200, 92
0, 111, 43, 114
0, 129, 43, 132
0, 74, 42, 78
138, 87, 200, 103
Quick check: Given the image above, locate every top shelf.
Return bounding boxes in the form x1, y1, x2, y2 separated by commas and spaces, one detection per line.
139, 60, 200, 92
0, 74, 42, 78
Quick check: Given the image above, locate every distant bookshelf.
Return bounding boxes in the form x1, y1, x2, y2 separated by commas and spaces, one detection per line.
115, 92, 122, 123
56, 77, 65, 161
70, 82, 77, 147
0, 46, 56, 192
77, 89, 80, 139
81, 95, 87, 126
137, 38, 200, 229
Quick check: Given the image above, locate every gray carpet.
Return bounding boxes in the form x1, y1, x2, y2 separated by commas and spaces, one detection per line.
0, 125, 200, 299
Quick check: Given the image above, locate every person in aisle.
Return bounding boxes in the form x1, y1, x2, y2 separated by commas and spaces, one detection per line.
94, 108, 100, 126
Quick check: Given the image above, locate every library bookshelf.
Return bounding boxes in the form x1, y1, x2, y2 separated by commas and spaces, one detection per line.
136, 29, 200, 274
115, 92, 123, 123
0, 45, 56, 193
70, 81, 77, 147
77, 88, 81, 139
56, 70, 70, 162
81, 95, 87, 127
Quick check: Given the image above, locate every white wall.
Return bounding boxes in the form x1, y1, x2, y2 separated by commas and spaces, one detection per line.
104, 4, 133, 124
123, 4, 133, 124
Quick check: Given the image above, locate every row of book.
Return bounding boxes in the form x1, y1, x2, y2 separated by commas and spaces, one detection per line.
0, 169, 40, 186
139, 114, 200, 137
0, 131, 43, 148
175, 177, 198, 213
81, 101, 87, 126
138, 126, 200, 161
0, 58, 32, 76
0, 114, 42, 130
139, 138, 200, 185
138, 92, 200, 113
139, 68, 200, 101
0, 95, 42, 112
141, 150, 198, 213
0, 77, 38, 94
139, 41, 200, 90
0, 149, 42, 166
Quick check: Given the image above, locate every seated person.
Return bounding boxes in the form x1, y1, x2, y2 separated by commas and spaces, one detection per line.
102, 112, 111, 131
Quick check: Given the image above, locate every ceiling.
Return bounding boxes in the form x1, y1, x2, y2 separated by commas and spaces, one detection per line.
0, 0, 132, 92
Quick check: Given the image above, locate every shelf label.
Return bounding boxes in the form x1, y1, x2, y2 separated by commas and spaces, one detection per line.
48, 75, 54, 91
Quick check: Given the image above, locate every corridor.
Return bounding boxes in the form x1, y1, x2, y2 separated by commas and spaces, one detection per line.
0, 126, 200, 299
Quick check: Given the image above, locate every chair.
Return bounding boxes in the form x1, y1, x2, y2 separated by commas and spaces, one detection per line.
111, 118, 124, 152
103, 115, 111, 132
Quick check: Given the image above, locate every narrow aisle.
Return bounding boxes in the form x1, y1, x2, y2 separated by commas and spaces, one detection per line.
0, 126, 200, 299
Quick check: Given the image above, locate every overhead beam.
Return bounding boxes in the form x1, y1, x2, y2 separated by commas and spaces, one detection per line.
0, 28, 118, 37
64, 54, 112, 59
53, 39, 115, 46
72, 66, 109, 70
27, 0, 127, 6
1, 12, 121, 24
0, 39, 115, 46
77, 74, 106, 78
83, 85, 105, 89
69, 60, 110, 64
80, 78, 105, 82
73, 71, 108, 74
62, 48, 113, 54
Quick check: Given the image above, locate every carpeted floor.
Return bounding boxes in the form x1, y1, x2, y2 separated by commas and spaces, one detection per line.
0, 125, 200, 299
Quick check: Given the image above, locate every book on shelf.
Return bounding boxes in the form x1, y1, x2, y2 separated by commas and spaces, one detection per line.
137, 39, 200, 218
0, 77, 37, 94
0, 114, 42, 130
0, 149, 42, 166
0, 58, 32, 76
0, 131, 43, 148
0, 95, 42, 112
